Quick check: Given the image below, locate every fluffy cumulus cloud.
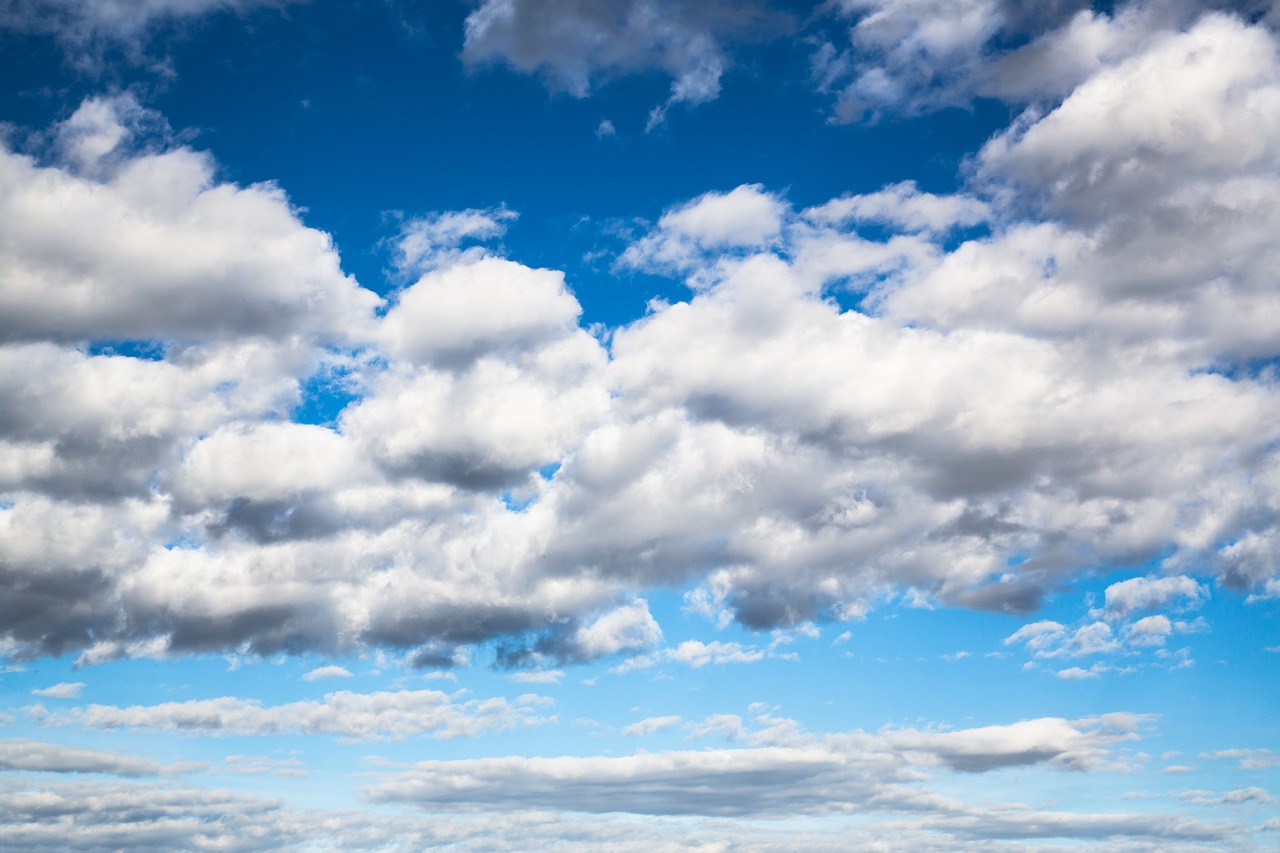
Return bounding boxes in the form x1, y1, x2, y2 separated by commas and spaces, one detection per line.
1097, 576, 1208, 620
462, 0, 790, 126
0, 95, 620, 665
568, 598, 663, 659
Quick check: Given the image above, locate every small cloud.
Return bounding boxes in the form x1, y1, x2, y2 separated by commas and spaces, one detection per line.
686, 713, 745, 741
1056, 666, 1099, 680
421, 671, 458, 682
224, 755, 309, 777
832, 631, 851, 645
571, 599, 663, 660
622, 715, 682, 736
508, 669, 564, 685
1095, 575, 1207, 621
1180, 787, 1275, 806
300, 665, 353, 682
1201, 749, 1280, 770
596, 118, 617, 139
392, 206, 518, 275
666, 640, 765, 668
32, 682, 84, 699
1004, 620, 1066, 653
941, 651, 970, 661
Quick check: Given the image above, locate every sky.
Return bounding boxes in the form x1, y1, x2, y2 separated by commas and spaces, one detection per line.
0, 0, 1279, 850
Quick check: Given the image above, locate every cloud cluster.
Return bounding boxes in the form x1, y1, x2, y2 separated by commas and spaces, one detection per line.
3, 8, 1280, 671
1000, 572, 1213, 677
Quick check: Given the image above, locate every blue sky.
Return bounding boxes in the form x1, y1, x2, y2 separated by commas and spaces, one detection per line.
1, 1, 1279, 850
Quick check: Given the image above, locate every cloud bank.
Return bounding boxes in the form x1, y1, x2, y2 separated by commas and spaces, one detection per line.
1, 10, 1279, 676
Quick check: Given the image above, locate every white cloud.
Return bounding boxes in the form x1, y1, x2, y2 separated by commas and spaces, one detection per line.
393, 207, 518, 275
812, 0, 1005, 121
1202, 748, 1280, 770
0, 97, 378, 348
223, 754, 308, 777
1180, 786, 1275, 805
53, 93, 160, 174
367, 713, 1152, 816
1004, 621, 1066, 652
29, 688, 552, 741
1005, 608, 1200, 667
803, 181, 990, 234
886, 714, 1149, 772
657, 184, 786, 247
0, 738, 186, 776
687, 713, 747, 741
1067, 622, 1119, 657
978, 14, 1280, 225
300, 665, 353, 682
620, 184, 787, 274
616, 638, 778, 673
379, 258, 583, 366
462, 0, 788, 124
810, 1, 1266, 122
31, 682, 84, 699
570, 599, 662, 660
1098, 577, 1208, 621
4, 11, 1280, 667
508, 670, 564, 685
1125, 615, 1173, 648
666, 639, 765, 668
173, 421, 370, 509
0, 773, 1238, 852
621, 714, 682, 736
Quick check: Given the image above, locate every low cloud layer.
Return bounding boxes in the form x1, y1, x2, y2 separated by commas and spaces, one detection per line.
365, 712, 1150, 816
0, 773, 1245, 853
27, 688, 553, 742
